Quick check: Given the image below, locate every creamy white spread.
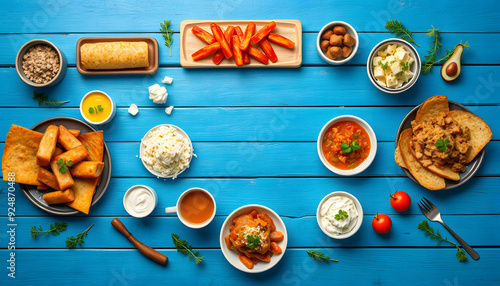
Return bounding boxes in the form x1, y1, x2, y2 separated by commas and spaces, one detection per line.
141, 126, 192, 178
148, 84, 168, 104
319, 195, 359, 235
124, 186, 156, 217
165, 106, 174, 115
128, 104, 139, 116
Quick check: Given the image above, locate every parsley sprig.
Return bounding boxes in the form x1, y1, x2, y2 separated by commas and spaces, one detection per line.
246, 234, 261, 249
435, 138, 450, 152
384, 20, 419, 47
418, 220, 467, 262
306, 250, 339, 263
400, 61, 410, 71
160, 20, 174, 56
334, 210, 349, 220
65, 223, 94, 248
88, 105, 104, 114
32, 91, 70, 107
172, 233, 203, 264
378, 60, 389, 70
30, 222, 68, 239
56, 158, 73, 173
340, 141, 360, 153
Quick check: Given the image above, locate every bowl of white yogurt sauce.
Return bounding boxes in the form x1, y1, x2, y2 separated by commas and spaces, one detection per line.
316, 191, 363, 239
123, 185, 158, 218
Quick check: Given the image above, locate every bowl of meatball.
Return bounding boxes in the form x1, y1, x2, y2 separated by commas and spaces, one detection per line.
317, 21, 358, 65
16, 39, 67, 87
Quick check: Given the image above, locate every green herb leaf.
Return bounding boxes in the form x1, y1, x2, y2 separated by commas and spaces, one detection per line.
340, 141, 360, 154
66, 160, 73, 167
88, 107, 94, 114
246, 234, 261, 249
97, 105, 103, 112
160, 20, 174, 56
30, 222, 68, 239
378, 60, 389, 70
65, 223, 94, 248
56, 158, 70, 174
306, 250, 339, 263
334, 209, 349, 220
435, 138, 450, 152
172, 233, 203, 264
418, 220, 467, 262
32, 91, 70, 107
384, 20, 419, 47
351, 141, 360, 152
400, 61, 410, 71
352, 133, 359, 139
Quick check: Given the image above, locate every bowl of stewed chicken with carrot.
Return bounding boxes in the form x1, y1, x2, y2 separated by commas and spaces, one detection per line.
317, 115, 377, 176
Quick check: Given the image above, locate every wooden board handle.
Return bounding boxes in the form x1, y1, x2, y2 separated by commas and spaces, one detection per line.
111, 218, 168, 266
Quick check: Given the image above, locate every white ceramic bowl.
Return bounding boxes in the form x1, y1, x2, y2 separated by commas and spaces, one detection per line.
79, 90, 116, 125
367, 38, 421, 94
140, 124, 193, 178
220, 204, 288, 273
316, 191, 363, 239
123, 185, 158, 218
316, 21, 359, 65
317, 115, 377, 176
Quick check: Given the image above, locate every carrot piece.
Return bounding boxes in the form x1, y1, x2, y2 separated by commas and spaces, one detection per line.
246, 45, 269, 64
212, 50, 224, 64
224, 26, 235, 47
257, 212, 276, 231
261, 251, 272, 262
224, 234, 233, 249
270, 231, 284, 242
192, 42, 221, 61
210, 23, 232, 59
232, 35, 244, 66
251, 257, 260, 264
267, 32, 295, 49
240, 22, 256, 50
259, 38, 278, 62
251, 21, 276, 44
239, 253, 254, 269
234, 26, 250, 64
191, 25, 216, 44
270, 242, 282, 254
231, 229, 238, 240
250, 209, 258, 218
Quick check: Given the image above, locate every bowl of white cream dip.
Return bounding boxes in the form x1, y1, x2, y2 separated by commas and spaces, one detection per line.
316, 191, 363, 239
123, 185, 158, 218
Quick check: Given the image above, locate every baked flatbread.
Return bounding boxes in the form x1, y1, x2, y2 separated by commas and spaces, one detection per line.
66, 177, 98, 214
80, 41, 149, 70
78, 131, 104, 162
414, 95, 449, 124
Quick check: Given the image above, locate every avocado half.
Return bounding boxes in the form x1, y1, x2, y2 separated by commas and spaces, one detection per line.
441, 44, 464, 82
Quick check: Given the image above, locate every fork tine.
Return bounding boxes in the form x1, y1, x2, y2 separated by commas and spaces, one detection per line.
419, 199, 431, 211
417, 203, 428, 215
422, 197, 436, 208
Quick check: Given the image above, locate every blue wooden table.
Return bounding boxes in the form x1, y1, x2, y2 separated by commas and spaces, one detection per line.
1, 0, 499, 285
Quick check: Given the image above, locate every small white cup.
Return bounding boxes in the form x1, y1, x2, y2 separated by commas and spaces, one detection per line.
123, 185, 158, 218
165, 187, 216, 229
80, 90, 116, 125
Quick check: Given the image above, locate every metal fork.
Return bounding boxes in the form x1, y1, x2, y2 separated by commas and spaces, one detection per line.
418, 197, 479, 260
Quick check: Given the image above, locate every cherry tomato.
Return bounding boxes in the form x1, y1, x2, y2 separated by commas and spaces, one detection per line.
390, 191, 411, 212
372, 213, 392, 234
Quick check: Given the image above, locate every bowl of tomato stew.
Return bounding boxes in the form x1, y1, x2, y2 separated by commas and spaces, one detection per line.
317, 115, 377, 176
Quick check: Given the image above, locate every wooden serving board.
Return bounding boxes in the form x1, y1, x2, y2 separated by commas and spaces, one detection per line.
180, 20, 302, 68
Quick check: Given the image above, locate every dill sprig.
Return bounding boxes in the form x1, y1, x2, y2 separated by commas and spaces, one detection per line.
306, 250, 339, 263
32, 91, 70, 107
384, 20, 419, 47
160, 20, 174, 56
422, 40, 470, 74
171, 233, 203, 264
30, 222, 68, 239
418, 220, 467, 262
65, 223, 94, 248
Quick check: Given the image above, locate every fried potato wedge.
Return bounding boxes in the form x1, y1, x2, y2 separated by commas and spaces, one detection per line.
447, 110, 492, 163
414, 95, 449, 124
399, 129, 445, 190
36, 125, 59, 167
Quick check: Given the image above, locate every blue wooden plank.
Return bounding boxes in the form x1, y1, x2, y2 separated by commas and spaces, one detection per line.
2, 177, 499, 217
1, 0, 499, 33
2, 66, 500, 107
5, 215, 497, 249
1, 32, 497, 66
1, 106, 498, 142
1, 249, 498, 285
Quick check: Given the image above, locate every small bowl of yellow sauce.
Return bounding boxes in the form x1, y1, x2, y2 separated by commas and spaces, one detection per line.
80, 90, 116, 125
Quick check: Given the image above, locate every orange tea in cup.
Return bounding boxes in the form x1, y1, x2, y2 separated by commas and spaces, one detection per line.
179, 190, 215, 224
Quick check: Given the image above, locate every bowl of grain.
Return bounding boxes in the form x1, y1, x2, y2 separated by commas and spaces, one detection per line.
16, 39, 67, 87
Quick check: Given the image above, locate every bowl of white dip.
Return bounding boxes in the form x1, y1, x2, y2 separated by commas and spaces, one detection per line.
316, 191, 363, 239
140, 124, 194, 179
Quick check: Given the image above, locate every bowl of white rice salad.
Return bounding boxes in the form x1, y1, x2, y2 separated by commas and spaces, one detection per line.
140, 124, 194, 179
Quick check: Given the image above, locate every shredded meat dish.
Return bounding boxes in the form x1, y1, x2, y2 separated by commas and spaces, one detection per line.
410, 112, 471, 172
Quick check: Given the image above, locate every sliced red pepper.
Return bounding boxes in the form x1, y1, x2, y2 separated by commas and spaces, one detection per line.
240, 22, 256, 50
234, 26, 250, 64
191, 25, 216, 44
224, 26, 235, 47
267, 32, 295, 49
210, 23, 233, 59
259, 38, 277, 62
251, 21, 276, 44
212, 50, 224, 64
246, 45, 269, 64
192, 42, 221, 61
232, 35, 244, 66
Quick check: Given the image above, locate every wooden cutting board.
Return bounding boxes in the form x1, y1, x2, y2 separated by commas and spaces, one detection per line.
180, 20, 302, 68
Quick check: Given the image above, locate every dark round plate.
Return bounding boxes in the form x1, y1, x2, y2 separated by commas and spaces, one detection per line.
20, 117, 112, 215
395, 101, 485, 190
